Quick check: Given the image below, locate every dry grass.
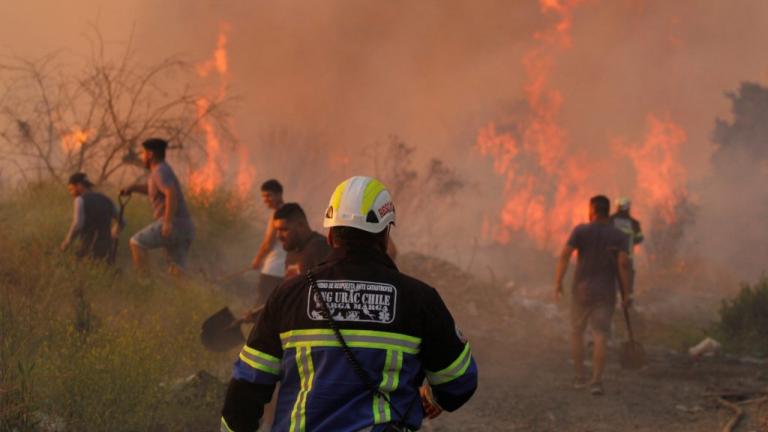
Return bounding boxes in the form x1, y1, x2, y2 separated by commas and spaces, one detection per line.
0, 182, 256, 431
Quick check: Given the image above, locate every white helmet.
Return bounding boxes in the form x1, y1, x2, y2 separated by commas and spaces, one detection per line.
324, 176, 395, 233
617, 197, 631, 211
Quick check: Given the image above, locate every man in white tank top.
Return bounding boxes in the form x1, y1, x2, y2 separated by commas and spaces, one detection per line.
250, 179, 287, 304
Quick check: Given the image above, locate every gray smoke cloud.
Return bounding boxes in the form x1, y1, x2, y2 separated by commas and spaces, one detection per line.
2, 0, 768, 279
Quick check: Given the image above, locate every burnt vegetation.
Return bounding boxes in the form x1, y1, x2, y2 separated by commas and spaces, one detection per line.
372, 135, 465, 252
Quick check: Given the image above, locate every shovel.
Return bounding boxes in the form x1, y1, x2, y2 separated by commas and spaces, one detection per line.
619, 295, 646, 369
200, 306, 264, 352
107, 193, 131, 265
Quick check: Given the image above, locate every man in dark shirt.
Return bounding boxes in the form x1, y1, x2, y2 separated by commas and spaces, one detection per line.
274, 203, 332, 279
555, 195, 631, 395
242, 203, 331, 324
60, 172, 122, 261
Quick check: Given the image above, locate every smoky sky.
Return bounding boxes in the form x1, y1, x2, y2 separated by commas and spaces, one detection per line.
3, 0, 767, 174
2, 0, 768, 275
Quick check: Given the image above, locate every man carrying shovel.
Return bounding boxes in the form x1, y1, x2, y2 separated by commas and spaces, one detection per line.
120, 138, 195, 275
204, 202, 333, 342
555, 195, 632, 396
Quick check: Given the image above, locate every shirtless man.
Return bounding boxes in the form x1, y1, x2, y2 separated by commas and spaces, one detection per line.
250, 179, 286, 304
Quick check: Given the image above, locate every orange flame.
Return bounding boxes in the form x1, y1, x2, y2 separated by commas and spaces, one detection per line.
477, 120, 599, 251
475, 0, 588, 251
235, 143, 256, 201
196, 22, 230, 99
189, 98, 223, 198
189, 22, 256, 203
475, 1, 690, 253
196, 24, 229, 78
60, 127, 90, 153
626, 114, 688, 225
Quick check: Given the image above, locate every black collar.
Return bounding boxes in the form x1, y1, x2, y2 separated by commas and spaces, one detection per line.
325, 246, 398, 271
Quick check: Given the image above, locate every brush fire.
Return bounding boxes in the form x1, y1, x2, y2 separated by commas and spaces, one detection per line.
190, 22, 255, 204
1, 1, 768, 431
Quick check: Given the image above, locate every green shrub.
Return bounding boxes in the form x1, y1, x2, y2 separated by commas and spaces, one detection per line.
0, 182, 252, 431
716, 277, 768, 357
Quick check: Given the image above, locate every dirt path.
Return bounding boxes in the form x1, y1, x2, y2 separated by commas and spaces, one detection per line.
428, 332, 768, 432
395, 252, 768, 431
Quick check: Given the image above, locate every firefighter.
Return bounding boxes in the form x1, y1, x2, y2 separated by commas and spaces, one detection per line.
221, 176, 478, 432
610, 197, 643, 293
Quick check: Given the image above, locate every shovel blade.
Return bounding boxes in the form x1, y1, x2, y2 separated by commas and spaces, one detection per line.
620, 340, 647, 370
201, 307, 245, 352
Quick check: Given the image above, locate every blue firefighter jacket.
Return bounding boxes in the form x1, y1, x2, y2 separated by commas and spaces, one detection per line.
221, 246, 478, 431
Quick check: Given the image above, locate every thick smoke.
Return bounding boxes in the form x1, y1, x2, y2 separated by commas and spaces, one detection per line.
2, 0, 768, 280
692, 82, 768, 281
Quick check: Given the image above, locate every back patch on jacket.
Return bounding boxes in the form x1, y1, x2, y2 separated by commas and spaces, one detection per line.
308, 280, 397, 324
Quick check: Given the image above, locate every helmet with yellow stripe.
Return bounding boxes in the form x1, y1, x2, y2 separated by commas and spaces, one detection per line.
324, 176, 395, 233
617, 197, 631, 211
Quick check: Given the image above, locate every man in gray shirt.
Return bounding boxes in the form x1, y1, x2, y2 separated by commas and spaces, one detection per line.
121, 138, 195, 274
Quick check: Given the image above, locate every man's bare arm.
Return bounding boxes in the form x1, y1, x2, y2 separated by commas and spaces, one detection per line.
122, 183, 148, 195
555, 245, 574, 299
251, 216, 276, 270
61, 197, 85, 250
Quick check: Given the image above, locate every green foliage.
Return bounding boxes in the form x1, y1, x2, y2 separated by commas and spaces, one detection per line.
0, 182, 249, 431
713, 82, 768, 162
716, 277, 768, 357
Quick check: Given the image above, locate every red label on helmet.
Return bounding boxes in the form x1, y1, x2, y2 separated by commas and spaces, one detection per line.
378, 201, 395, 218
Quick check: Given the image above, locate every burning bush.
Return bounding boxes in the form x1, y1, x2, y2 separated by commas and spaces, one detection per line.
716, 277, 768, 358
0, 29, 232, 188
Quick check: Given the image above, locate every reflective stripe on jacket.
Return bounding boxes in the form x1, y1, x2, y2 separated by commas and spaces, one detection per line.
221, 246, 478, 432
610, 213, 643, 258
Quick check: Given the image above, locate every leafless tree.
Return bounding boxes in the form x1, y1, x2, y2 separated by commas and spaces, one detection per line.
0, 28, 231, 185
